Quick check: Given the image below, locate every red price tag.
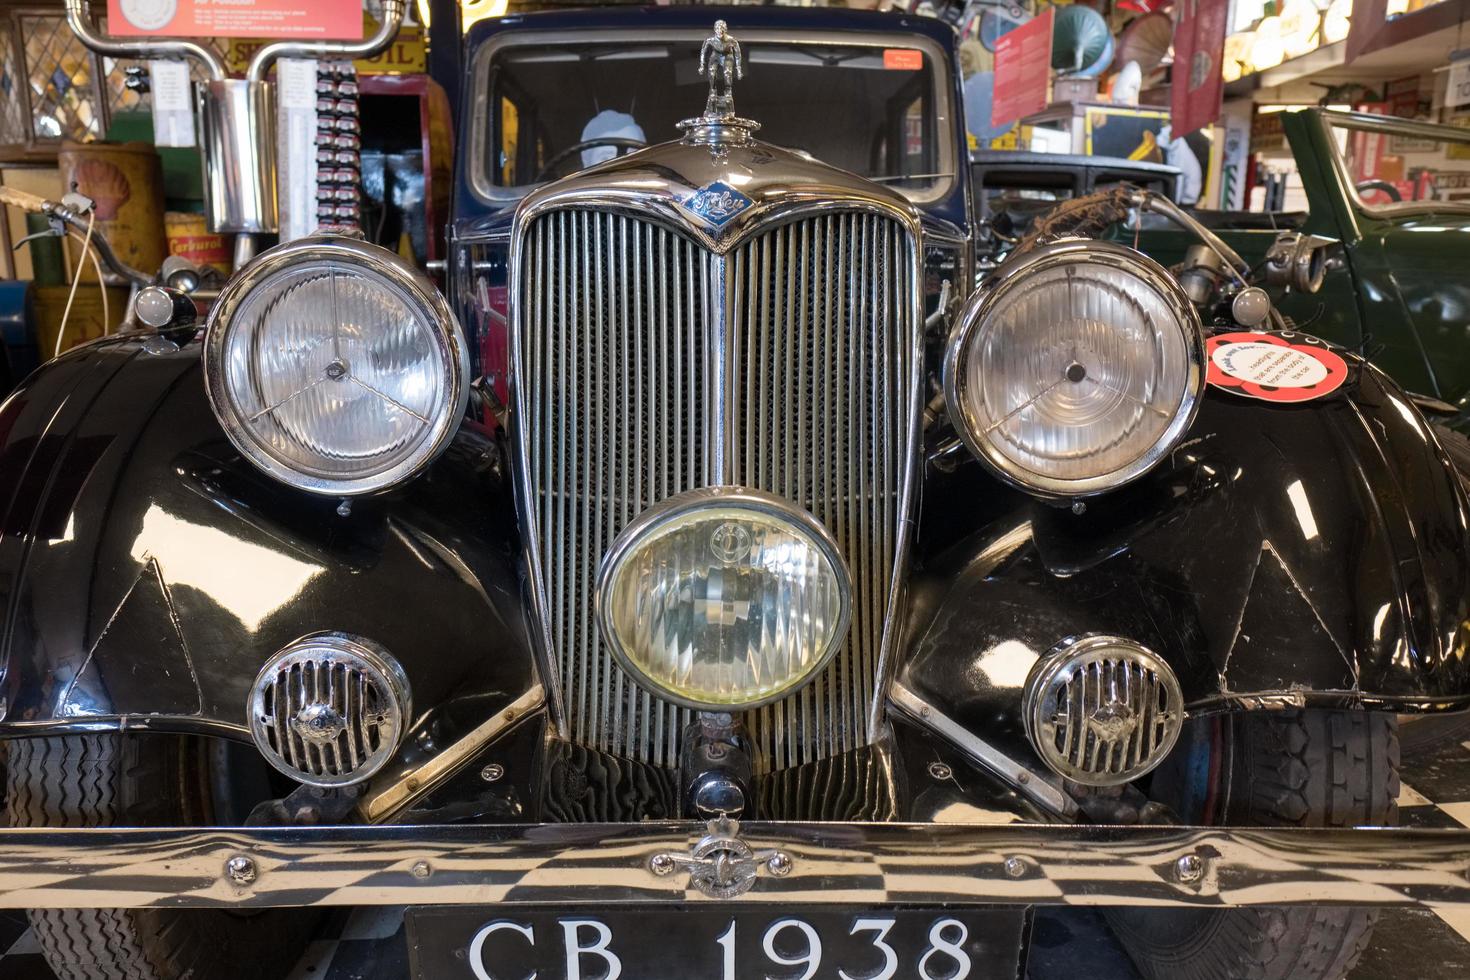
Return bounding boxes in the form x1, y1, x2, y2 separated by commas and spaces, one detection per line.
883, 49, 924, 71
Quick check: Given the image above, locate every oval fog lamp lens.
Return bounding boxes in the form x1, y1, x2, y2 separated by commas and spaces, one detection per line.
944, 240, 1204, 497
597, 488, 852, 711
203, 237, 468, 496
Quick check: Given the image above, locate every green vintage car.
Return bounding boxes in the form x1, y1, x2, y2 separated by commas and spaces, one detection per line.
974, 109, 1470, 435
1146, 109, 1470, 432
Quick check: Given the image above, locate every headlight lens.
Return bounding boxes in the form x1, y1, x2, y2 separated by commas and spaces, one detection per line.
944, 240, 1204, 497
596, 488, 851, 711
203, 237, 468, 495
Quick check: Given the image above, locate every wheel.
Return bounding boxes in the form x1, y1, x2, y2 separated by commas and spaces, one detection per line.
7, 734, 318, 980
1108, 710, 1399, 980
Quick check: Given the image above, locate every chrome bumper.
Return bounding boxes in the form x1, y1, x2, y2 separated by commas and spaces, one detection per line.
0, 822, 1466, 910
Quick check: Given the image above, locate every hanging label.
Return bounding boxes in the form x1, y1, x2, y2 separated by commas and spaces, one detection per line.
276, 58, 319, 243
149, 60, 194, 148
1206, 332, 1349, 402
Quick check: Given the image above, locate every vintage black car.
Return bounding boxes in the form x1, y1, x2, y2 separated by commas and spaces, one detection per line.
1, 6, 1469, 980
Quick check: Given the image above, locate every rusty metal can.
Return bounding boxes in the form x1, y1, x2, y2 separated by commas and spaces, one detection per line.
57, 140, 167, 279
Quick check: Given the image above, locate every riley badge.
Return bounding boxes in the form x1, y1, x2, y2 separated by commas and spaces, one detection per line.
682, 181, 753, 227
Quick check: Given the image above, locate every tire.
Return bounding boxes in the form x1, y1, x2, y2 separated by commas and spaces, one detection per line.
7, 734, 317, 980
1107, 710, 1399, 980
1399, 711, 1470, 753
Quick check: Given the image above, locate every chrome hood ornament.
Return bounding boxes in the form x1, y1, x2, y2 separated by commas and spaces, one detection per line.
679, 21, 761, 147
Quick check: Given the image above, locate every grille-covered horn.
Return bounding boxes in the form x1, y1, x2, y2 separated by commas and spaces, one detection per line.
249, 632, 411, 787
1023, 635, 1183, 786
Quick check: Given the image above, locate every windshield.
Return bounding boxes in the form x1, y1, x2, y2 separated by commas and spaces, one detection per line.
476, 33, 951, 202
1326, 113, 1470, 214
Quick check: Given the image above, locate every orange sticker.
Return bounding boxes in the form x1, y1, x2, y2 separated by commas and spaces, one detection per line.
883, 48, 924, 71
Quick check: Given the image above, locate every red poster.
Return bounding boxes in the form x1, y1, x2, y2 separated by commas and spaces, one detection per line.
1346, 0, 1389, 62
992, 9, 1053, 129
107, 0, 362, 40
1171, 0, 1229, 137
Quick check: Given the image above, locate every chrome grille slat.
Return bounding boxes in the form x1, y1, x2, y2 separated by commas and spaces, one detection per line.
519, 207, 915, 770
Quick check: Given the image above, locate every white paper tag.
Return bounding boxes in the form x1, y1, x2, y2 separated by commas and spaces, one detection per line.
1210, 342, 1329, 388
277, 59, 319, 242
278, 58, 319, 111
149, 60, 194, 147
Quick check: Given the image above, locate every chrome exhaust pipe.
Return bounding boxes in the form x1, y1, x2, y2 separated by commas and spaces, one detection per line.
64, 0, 224, 80
246, 0, 406, 83
197, 79, 279, 236
65, 0, 405, 247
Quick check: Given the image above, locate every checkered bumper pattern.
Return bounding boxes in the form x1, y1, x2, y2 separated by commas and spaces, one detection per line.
0, 822, 1467, 910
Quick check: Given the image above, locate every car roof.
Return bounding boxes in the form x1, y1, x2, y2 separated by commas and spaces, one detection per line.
465, 5, 960, 48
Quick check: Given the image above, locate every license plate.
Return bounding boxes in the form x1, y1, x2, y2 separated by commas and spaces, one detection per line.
407, 905, 1027, 979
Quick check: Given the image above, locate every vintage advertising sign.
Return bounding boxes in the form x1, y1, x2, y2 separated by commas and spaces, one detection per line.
992, 9, 1052, 129
1171, 0, 1229, 137
1206, 332, 1349, 403
107, 0, 362, 39
222, 16, 425, 75
1448, 52, 1470, 111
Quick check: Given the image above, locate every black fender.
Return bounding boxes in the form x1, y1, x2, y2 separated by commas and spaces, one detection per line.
903, 348, 1470, 737
0, 336, 537, 748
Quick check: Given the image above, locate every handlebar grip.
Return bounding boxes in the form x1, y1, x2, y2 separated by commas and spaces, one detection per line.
0, 186, 49, 213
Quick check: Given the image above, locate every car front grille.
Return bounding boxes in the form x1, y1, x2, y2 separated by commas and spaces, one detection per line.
516, 206, 918, 770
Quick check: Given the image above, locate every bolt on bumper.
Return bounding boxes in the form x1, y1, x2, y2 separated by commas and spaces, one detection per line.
0, 821, 1466, 910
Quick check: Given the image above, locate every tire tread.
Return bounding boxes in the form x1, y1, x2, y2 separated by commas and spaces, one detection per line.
1110, 710, 1398, 980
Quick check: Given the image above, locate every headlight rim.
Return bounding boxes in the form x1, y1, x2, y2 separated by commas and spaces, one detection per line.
943, 238, 1206, 499
595, 485, 854, 713
202, 235, 470, 497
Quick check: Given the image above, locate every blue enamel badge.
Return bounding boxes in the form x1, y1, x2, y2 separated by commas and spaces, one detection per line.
682, 181, 752, 228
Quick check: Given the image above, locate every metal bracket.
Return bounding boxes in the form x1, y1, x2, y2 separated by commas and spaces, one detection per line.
648, 816, 794, 898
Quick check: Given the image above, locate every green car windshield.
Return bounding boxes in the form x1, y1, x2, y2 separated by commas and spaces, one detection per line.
1325, 113, 1470, 214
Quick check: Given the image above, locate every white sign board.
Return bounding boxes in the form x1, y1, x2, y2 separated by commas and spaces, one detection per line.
1449, 53, 1470, 111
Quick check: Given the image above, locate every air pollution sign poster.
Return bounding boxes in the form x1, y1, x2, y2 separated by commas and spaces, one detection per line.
1171, 0, 1229, 137
992, 9, 1054, 129
107, 0, 361, 39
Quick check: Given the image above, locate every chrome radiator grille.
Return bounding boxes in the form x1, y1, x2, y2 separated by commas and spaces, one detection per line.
517, 207, 917, 770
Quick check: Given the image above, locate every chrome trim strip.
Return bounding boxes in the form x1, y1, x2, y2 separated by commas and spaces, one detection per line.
890, 682, 1079, 819
706, 251, 731, 484
468, 28, 958, 208
359, 686, 545, 823
1, 822, 1467, 909
1319, 109, 1470, 145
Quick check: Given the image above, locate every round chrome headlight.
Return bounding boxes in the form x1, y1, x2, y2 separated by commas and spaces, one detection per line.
203, 237, 469, 495
596, 488, 851, 711
944, 240, 1204, 497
